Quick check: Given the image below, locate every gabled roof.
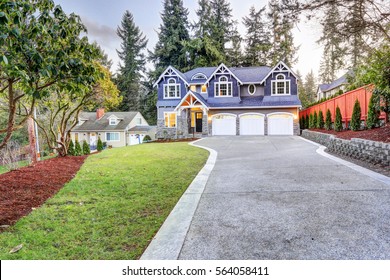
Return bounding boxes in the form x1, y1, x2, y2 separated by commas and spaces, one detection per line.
73, 111, 140, 132
153, 66, 189, 87
230, 66, 272, 83
318, 71, 352, 93
260, 61, 298, 84
204, 63, 243, 85
174, 91, 209, 111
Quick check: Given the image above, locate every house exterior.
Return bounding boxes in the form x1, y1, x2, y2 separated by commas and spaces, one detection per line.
154, 61, 302, 138
70, 109, 154, 148
317, 71, 352, 101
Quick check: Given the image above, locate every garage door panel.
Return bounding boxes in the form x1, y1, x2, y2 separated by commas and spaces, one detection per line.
212, 116, 236, 135
240, 115, 264, 135
268, 114, 293, 135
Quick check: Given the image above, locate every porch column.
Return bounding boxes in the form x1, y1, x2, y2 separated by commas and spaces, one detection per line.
202, 109, 209, 136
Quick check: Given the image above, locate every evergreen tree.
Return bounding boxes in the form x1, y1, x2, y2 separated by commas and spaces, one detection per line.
150, 0, 190, 72
116, 11, 148, 111
93, 42, 113, 71
68, 139, 75, 156
296, 70, 309, 108
317, 2, 346, 83
309, 114, 314, 129
74, 140, 82, 156
303, 70, 317, 106
193, 0, 212, 38
300, 116, 305, 129
313, 111, 318, 128
366, 93, 380, 129
318, 110, 325, 129
97, 137, 104, 152
350, 99, 362, 131
305, 115, 309, 129
268, 0, 298, 66
82, 140, 91, 155
335, 106, 343, 131
243, 6, 271, 66
226, 27, 243, 67
325, 109, 332, 130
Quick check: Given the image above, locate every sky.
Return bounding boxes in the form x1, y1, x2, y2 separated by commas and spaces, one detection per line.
55, 0, 324, 78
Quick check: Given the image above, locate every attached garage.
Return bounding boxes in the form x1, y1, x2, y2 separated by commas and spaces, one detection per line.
239, 113, 265, 135
267, 113, 294, 135
212, 114, 236, 135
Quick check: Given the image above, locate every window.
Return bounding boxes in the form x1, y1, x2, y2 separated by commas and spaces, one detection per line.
190, 85, 196, 92
191, 73, 207, 80
136, 117, 142, 125
271, 74, 290, 95
215, 76, 232, 97
106, 132, 120, 142
109, 118, 117, 125
201, 85, 207, 93
163, 78, 180, 99
164, 112, 176, 128
248, 84, 256, 95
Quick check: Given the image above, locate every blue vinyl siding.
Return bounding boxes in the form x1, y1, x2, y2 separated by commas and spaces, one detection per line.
157, 76, 187, 100
264, 71, 297, 96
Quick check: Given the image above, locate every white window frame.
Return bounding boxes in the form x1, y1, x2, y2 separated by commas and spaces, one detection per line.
248, 84, 256, 95
214, 76, 233, 97
191, 73, 207, 80
105, 132, 120, 142
271, 74, 291, 96
163, 78, 181, 99
164, 112, 177, 128
109, 118, 117, 125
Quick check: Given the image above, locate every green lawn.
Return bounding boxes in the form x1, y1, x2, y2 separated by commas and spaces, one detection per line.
0, 142, 208, 259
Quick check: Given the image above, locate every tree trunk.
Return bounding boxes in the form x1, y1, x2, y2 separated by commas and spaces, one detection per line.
27, 116, 37, 164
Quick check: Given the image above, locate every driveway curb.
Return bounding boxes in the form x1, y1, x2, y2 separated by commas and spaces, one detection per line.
300, 137, 390, 186
140, 139, 217, 260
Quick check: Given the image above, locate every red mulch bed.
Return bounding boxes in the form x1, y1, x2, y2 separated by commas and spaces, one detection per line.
0, 156, 87, 228
309, 123, 390, 143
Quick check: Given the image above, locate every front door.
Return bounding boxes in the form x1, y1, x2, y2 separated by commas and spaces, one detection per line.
196, 112, 203, 133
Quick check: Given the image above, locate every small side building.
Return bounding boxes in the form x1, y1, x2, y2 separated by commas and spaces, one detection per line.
70, 109, 155, 148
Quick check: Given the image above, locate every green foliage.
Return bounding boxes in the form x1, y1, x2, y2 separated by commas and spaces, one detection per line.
305, 115, 309, 129
309, 114, 314, 129
325, 109, 332, 130
97, 137, 104, 151
334, 106, 343, 131
299, 116, 304, 129
82, 140, 90, 155
300, 70, 317, 108
68, 140, 75, 156
143, 135, 152, 142
313, 111, 318, 128
350, 99, 362, 131
318, 110, 325, 129
0, 143, 208, 259
74, 140, 82, 156
366, 91, 380, 129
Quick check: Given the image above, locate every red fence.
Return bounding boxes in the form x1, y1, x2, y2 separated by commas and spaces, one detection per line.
299, 85, 386, 123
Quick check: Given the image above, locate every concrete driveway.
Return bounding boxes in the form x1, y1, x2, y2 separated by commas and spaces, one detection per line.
178, 136, 390, 259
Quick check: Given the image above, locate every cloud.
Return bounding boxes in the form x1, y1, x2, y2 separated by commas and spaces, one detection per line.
80, 16, 119, 49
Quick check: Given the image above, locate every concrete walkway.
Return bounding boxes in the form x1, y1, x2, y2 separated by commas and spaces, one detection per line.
178, 136, 390, 259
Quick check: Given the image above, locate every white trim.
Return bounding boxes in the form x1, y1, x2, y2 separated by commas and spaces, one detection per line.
271, 74, 291, 96
205, 63, 243, 85
260, 61, 298, 84
248, 84, 256, 95
164, 111, 177, 128
267, 112, 294, 118
174, 91, 209, 111
105, 132, 120, 142
238, 112, 265, 118
208, 105, 301, 110
214, 76, 233, 97
153, 66, 189, 88
212, 113, 237, 119
191, 73, 207, 80
163, 78, 181, 99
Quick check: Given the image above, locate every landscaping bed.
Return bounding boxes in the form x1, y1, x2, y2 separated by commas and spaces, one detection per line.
0, 156, 87, 228
309, 123, 390, 143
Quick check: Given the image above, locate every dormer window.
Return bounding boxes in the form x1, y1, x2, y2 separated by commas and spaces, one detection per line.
191, 73, 207, 80
108, 116, 118, 125
215, 76, 232, 97
272, 74, 290, 95
164, 78, 180, 99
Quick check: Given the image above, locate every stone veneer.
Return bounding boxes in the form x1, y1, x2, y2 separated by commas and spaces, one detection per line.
302, 130, 390, 166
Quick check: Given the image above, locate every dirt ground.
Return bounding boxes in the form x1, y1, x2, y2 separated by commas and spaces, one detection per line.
0, 156, 87, 228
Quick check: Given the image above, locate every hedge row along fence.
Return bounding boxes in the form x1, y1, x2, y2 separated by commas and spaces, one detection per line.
299, 84, 386, 126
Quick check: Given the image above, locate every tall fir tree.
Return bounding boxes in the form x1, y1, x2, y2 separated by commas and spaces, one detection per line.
116, 11, 147, 111
193, 0, 212, 38
243, 6, 271, 66
226, 27, 243, 67
317, 2, 346, 83
296, 70, 310, 108
150, 0, 190, 72
303, 70, 317, 106
267, 0, 298, 66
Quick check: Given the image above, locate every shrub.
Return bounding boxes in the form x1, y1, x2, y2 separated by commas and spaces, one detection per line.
313, 111, 318, 128
68, 139, 75, 156
366, 93, 380, 129
350, 99, 362, 131
309, 114, 314, 128
325, 109, 332, 130
97, 137, 104, 151
318, 110, 325, 129
305, 115, 309, 129
74, 140, 82, 156
82, 140, 90, 155
334, 106, 343, 131
143, 135, 152, 142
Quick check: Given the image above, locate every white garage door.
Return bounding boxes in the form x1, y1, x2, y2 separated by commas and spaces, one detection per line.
268, 114, 294, 135
129, 134, 145, 145
212, 114, 236, 135
239, 114, 264, 135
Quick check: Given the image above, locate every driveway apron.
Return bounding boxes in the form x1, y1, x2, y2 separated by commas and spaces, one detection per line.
178, 136, 390, 259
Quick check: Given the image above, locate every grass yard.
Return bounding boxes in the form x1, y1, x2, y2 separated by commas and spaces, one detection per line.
0, 142, 208, 259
